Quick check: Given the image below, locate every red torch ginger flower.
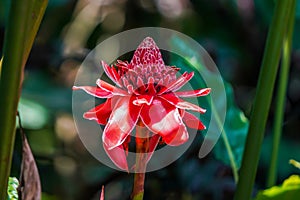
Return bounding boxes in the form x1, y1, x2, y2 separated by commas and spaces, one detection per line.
73, 37, 210, 171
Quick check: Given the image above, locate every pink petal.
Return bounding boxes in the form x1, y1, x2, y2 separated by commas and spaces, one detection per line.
175, 88, 211, 97
127, 84, 134, 94
176, 101, 207, 113
158, 72, 194, 94
133, 95, 154, 106
159, 93, 206, 113
182, 112, 206, 130
168, 72, 194, 92
103, 143, 128, 171
100, 186, 104, 200
147, 77, 156, 95
103, 96, 141, 150
163, 122, 189, 146
83, 99, 112, 125
72, 86, 113, 98
122, 77, 130, 88
101, 61, 121, 87
111, 64, 121, 81
96, 79, 128, 96
130, 37, 165, 66
140, 98, 188, 146
159, 93, 179, 105
137, 77, 146, 92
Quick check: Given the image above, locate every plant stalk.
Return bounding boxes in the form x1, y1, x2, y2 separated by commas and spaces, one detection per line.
267, 0, 296, 187
212, 102, 239, 183
0, 1, 48, 199
131, 122, 149, 200
0, 2, 29, 199
234, 0, 295, 200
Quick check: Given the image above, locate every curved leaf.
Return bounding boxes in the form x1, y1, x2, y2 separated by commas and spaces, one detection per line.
254, 175, 300, 200
7, 177, 19, 200
213, 83, 249, 169
170, 36, 249, 181
18, 98, 49, 129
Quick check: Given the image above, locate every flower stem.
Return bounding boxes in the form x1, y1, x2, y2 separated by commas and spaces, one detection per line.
0, 1, 47, 199
131, 122, 149, 200
212, 103, 239, 183
0, 2, 29, 199
234, 1, 295, 200
267, 0, 296, 188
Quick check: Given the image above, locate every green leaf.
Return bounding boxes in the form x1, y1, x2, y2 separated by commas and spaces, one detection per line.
295, 0, 300, 18
169, 36, 249, 181
0, 1, 48, 198
7, 177, 19, 200
254, 175, 300, 200
260, 136, 300, 178
22, 0, 48, 65
0, 0, 9, 25
0, 1, 31, 199
254, 0, 274, 25
213, 83, 249, 169
289, 159, 300, 170
22, 71, 72, 111
18, 98, 49, 130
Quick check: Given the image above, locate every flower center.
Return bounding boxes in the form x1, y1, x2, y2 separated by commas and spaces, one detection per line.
116, 61, 179, 95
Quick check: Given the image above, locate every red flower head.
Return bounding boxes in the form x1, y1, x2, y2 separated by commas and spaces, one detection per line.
73, 37, 210, 171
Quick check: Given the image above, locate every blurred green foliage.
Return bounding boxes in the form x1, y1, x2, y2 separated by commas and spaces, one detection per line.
213, 83, 249, 169
1, 0, 300, 199
254, 175, 300, 200
18, 98, 49, 130
7, 177, 19, 200
170, 36, 249, 172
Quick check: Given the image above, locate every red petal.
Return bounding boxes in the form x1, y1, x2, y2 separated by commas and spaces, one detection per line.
163, 122, 189, 146
159, 93, 179, 105
176, 101, 207, 113
111, 64, 121, 82
168, 72, 194, 92
183, 112, 206, 130
158, 72, 194, 94
130, 37, 165, 66
96, 79, 128, 96
101, 61, 121, 87
73, 86, 113, 98
133, 95, 154, 106
146, 134, 160, 163
137, 77, 146, 92
127, 84, 134, 94
147, 77, 156, 95
159, 93, 206, 113
140, 98, 188, 146
175, 88, 211, 97
103, 96, 141, 149
83, 99, 112, 125
103, 143, 128, 171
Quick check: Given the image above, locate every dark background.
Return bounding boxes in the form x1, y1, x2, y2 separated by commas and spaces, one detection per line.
1, 0, 300, 199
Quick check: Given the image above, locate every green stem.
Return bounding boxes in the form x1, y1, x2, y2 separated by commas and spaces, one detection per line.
267, 0, 296, 187
0, 1, 48, 199
0, 57, 2, 76
131, 123, 149, 200
234, 1, 295, 200
22, 0, 48, 66
212, 103, 239, 183
0, 2, 29, 199
221, 129, 239, 183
